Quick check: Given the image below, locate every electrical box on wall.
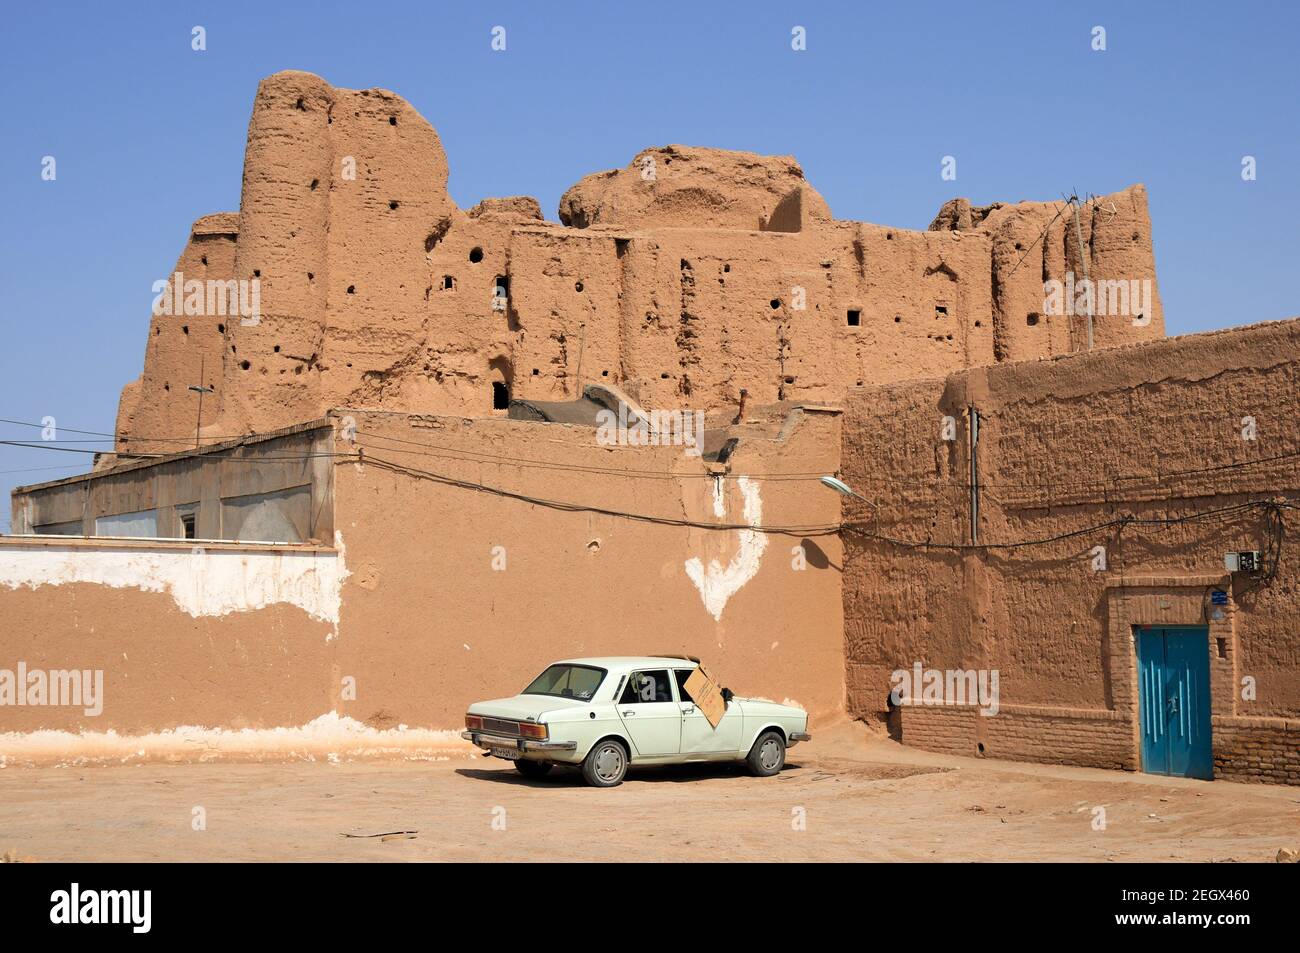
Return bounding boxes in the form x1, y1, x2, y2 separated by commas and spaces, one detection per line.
1225, 550, 1261, 573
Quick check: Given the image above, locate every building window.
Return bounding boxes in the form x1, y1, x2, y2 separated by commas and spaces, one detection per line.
492, 381, 510, 410
180, 512, 197, 539
847, 309, 861, 327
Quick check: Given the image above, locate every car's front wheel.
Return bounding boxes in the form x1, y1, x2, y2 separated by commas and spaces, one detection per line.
514, 759, 553, 778
581, 739, 628, 787
746, 730, 786, 777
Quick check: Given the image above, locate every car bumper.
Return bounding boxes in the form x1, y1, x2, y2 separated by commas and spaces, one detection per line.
461, 730, 578, 753
789, 731, 812, 745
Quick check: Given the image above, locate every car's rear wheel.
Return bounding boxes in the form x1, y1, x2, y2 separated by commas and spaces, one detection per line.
514, 759, 553, 778
582, 739, 628, 787
746, 730, 786, 777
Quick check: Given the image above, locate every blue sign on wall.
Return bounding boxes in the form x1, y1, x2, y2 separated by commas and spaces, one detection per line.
1210, 590, 1228, 606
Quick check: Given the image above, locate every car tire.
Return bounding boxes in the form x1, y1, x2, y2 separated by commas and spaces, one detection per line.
746, 730, 786, 777
514, 760, 553, 778
581, 739, 629, 787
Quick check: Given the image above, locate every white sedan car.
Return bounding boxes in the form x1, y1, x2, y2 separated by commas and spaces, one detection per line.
462, 656, 811, 787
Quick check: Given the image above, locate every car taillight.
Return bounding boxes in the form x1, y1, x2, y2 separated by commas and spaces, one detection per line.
465, 714, 483, 731
518, 722, 547, 740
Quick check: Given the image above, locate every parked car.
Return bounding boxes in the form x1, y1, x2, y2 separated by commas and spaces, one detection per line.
462, 656, 811, 787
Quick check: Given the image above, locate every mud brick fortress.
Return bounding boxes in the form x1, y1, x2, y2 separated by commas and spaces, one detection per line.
4, 72, 1296, 785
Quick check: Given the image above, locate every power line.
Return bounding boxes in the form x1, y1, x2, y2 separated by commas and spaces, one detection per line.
360, 454, 841, 536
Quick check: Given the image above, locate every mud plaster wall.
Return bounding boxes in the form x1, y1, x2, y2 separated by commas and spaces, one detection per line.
112, 70, 1162, 460
841, 318, 1300, 782
0, 408, 843, 735
330, 408, 844, 729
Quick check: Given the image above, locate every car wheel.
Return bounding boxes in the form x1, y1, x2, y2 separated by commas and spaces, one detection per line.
746, 730, 786, 777
514, 760, 553, 778
582, 739, 628, 787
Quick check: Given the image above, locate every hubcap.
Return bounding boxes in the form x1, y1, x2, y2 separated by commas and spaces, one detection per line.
760, 738, 782, 770
594, 744, 624, 781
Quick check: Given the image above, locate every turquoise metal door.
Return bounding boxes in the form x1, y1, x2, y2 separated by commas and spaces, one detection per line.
1136, 627, 1213, 779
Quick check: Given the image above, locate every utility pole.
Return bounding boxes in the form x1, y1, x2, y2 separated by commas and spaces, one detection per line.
1070, 195, 1094, 351
188, 355, 214, 450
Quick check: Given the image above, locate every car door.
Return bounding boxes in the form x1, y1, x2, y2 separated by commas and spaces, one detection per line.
614, 669, 681, 757
674, 668, 743, 757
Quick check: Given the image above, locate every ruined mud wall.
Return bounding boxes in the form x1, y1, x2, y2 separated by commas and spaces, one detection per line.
840, 318, 1300, 784
114, 71, 1162, 456
0, 406, 843, 743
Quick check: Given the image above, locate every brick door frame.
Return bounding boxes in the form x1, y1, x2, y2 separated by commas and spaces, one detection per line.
1104, 573, 1235, 769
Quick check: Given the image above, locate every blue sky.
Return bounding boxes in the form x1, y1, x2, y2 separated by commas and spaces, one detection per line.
1, 0, 1296, 521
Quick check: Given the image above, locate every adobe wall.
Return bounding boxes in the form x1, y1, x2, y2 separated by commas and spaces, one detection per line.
840, 318, 1300, 784
0, 404, 843, 747
112, 70, 1163, 458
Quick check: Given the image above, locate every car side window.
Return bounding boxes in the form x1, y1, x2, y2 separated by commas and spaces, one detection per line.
674, 669, 695, 704
619, 670, 672, 704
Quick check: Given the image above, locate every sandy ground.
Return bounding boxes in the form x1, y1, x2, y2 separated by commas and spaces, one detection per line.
1, 721, 1296, 862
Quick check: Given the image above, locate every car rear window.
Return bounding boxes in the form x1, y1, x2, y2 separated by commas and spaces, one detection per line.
522, 664, 606, 701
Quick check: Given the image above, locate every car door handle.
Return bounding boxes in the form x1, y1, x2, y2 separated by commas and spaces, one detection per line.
681, 704, 695, 714
622, 710, 635, 717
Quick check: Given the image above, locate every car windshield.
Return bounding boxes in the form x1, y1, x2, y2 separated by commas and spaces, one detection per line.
522, 664, 607, 702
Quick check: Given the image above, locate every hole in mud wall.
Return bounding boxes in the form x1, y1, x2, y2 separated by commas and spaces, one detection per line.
660, 372, 671, 379
308, 272, 314, 281
847, 309, 861, 327
295, 97, 305, 111
615, 238, 629, 258
531, 368, 539, 376
494, 276, 509, 296
724, 263, 731, 273
181, 326, 189, 336
389, 200, 399, 210
783, 375, 795, 385
492, 381, 510, 410
575, 281, 584, 292
389, 116, 397, 126
469, 247, 484, 263
977, 743, 986, 756
273, 345, 281, 353
934, 304, 947, 319
894, 314, 902, 323
201, 256, 208, 266
442, 275, 455, 290
310, 179, 319, 191
770, 299, 782, 310
1026, 312, 1040, 327
347, 285, 356, 295
217, 324, 225, 333
601, 370, 609, 377
240, 360, 251, 371
253, 270, 261, 278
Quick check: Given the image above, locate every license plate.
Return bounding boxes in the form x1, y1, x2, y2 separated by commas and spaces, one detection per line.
490, 746, 521, 760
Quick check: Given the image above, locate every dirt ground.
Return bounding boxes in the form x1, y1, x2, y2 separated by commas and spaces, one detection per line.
1, 721, 1296, 862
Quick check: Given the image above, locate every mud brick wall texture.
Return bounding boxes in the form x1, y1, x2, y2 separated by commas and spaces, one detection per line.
842, 318, 1300, 784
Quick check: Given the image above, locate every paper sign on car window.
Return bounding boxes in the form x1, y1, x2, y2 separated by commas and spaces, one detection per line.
683, 665, 726, 728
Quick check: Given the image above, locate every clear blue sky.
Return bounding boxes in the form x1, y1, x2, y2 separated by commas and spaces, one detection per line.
1, 0, 1296, 523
